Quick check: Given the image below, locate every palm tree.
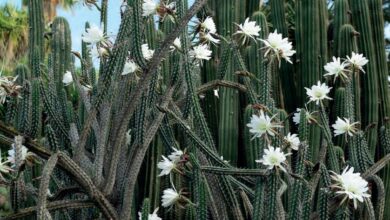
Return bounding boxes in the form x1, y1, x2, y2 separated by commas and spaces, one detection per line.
0, 4, 28, 74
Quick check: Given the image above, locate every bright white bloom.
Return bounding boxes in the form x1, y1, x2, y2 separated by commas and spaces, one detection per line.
138, 208, 161, 220
122, 60, 139, 75
0, 153, 12, 181
0, 87, 7, 104
7, 144, 32, 166
203, 33, 220, 44
259, 30, 296, 64
332, 117, 358, 137
142, 44, 155, 60
168, 147, 183, 162
388, 76, 390, 83
161, 188, 180, 207
324, 57, 349, 80
292, 108, 316, 125
346, 52, 368, 73
170, 37, 181, 51
246, 110, 282, 139
305, 81, 332, 105
62, 71, 73, 86
331, 166, 370, 209
213, 89, 219, 98
142, 0, 158, 17
255, 146, 290, 172
201, 16, 217, 33
82, 25, 106, 45
220, 156, 229, 164
90, 47, 108, 59
189, 44, 212, 61
235, 18, 261, 43
284, 133, 300, 150
157, 156, 176, 176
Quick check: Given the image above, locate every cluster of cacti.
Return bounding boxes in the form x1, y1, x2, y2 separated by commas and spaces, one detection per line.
1, 0, 390, 219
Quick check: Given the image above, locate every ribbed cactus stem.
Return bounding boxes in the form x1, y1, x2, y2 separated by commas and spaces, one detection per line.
350, 0, 379, 155
27, 0, 44, 76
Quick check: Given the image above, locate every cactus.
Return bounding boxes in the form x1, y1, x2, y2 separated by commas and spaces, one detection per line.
1, 0, 390, 220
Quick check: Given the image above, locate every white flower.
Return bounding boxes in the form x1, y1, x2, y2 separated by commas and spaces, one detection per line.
142, 44, 155, 60
90, 46, 108, 59
332, 117, 358, 137
220, 156, 229, 164
201, 16, 217, 33
170, 37, 181, 51
122, 60, 139, 75
157, 156, 176, 176
0, 153, 12, 181
62, 71, 73, 86
142, 0, 158, 17
82, 25, 106, 45
293, 108, 302, 125
305, 81, 332, 105
255, 146, 290, 172
189, 44, 212, 61
388, 76, 390, 83
331, 166, 370, 209
203, 33, 220, 45
168, 147, 183, 162
259, 30, 296, 64
234, 18, 261, 43
324, 57, 349, 80
161, 188, 180, 207
346, 52, 368, 73
138, 208, 161, 220
0, 87, 7, 104
284, 133, 300, 150
7, 144, 32, 166
213, 89, 219, 98
246, 110, 281, 139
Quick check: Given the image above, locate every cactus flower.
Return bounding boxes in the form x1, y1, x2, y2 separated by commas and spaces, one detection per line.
189, 44, 212, 61
255, 146, 290, 172
7, 144, 34, 167
332, 117, 358, 137
200, 16, 217, 34
0, 154, 12, 181
259, 30, 295, 64
324, 57, 349, 81
142, 44, 155, 60
81, 24, 106, 45
157, 156, 176, 176
331, 166, 370, 209
234, 18, 261, 44
247, 110, 282, 139
284, 133, 300, 150
305, 81, 332, 105
161, 188, 180, 207
203, 33, 220, 45
62, 71, 73, 86
346, 52, 369, 73
168, 147, 183, 162
138, 208, 161, 220
170, 37, 182, 51
122, 60, 139, 75
142, 0, 159, 17
292, 108, 316, 125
